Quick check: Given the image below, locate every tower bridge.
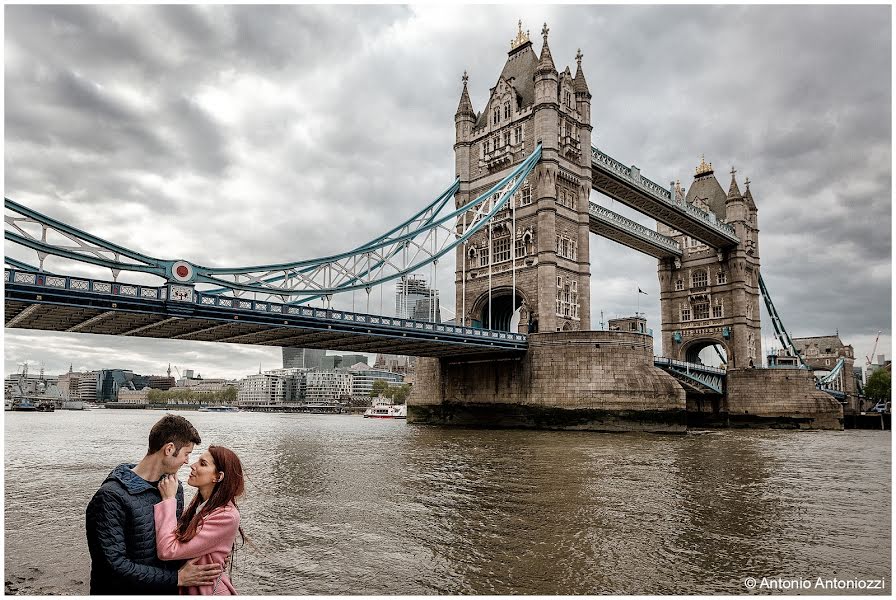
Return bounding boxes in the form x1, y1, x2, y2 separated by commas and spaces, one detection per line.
5, 22, 845, 431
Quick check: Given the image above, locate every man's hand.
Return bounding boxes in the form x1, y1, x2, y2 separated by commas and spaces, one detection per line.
177, 558, 222, 587
158, 474, 179, 500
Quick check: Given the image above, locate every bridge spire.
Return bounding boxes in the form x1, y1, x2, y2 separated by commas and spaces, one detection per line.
536, 23, 556, 74
695, 154, 713, 177
743, 176, 757, 210
455, 70, 475, 119
573, 48, 591, 98
510, 19, 530, 50
727, 165, 742, 199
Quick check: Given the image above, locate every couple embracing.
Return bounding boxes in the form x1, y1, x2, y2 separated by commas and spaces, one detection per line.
86, 415, 248, 595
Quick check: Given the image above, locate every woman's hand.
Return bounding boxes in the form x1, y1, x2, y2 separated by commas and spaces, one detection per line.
158, 473, 179, 500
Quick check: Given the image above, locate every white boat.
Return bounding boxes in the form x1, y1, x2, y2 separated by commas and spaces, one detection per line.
363, 400, 407, 419
198, 405, 240, 413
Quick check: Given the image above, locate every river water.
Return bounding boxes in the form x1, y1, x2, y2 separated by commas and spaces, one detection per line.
4, 410, 891, 595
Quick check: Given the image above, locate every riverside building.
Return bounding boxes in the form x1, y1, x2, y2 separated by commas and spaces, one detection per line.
348, 364, 404, 404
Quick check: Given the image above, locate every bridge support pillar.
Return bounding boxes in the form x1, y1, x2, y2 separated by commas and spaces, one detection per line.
408, 331, 686, 432
724, 368, 844, 430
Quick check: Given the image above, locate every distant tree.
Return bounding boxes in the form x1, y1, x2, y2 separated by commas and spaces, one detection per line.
370, 379, 390, 398
391, 384, 411, 404
147, 389, 162, 403
223, 386, 238, 404
865, 369, 891, 404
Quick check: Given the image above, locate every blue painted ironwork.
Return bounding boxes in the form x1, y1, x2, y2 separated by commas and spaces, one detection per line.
590, 145, 739, 243
202, 178, 461, 301
758, 272, 810, 370
588, 202, 682, 256
654, 357, 725, 394
4, 256, 50, 273
6, 146, 541, 302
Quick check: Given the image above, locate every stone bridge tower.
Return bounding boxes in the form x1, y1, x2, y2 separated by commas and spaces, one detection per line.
657, 159, 762, 368
453, 23, 592, 333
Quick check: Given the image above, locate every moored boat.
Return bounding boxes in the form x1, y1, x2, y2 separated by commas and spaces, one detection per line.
363, 400, 407, 419
198, 405, 240, 413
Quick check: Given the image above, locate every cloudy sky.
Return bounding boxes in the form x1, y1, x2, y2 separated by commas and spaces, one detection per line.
4, 5, 892, 380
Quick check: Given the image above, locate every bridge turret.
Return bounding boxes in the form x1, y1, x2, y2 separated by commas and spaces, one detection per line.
533, 23, 559, 152
573, 49, 591, 128
455, 71, 476, 142
454, 71, 476, 184
724, 167, 745, 223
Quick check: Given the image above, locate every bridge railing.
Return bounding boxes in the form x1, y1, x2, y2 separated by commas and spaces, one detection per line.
588, 203, 682, 255
590, 146, 738, 240
5, 268, 529, 345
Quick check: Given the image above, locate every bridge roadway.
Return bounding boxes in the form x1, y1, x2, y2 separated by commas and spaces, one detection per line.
4, 269, 526, 359
591, 146, 740, 249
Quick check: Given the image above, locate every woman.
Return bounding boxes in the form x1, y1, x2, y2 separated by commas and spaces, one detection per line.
155, 446, 246, 595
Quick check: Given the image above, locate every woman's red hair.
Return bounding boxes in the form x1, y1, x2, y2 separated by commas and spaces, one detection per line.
176, 445, 247, 550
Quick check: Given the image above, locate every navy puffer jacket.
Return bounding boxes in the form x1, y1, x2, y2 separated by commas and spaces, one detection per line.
86, 463, 185, 595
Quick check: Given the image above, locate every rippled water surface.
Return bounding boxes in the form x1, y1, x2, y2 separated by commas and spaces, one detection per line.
4, 410, 891, 594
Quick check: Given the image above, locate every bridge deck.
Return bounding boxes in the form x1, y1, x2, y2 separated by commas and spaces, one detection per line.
4, 269, 526, 358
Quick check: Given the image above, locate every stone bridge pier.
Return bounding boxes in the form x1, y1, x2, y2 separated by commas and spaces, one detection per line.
408, 331, 686, 432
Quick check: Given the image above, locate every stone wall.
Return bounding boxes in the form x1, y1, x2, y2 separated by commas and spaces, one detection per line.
409, 331, 686, 432
724, 368, 843, 430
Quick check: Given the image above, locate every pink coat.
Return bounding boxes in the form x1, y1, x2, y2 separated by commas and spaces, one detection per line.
154, 498, 240, 595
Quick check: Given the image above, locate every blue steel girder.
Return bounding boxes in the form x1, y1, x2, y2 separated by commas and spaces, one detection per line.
654, 357, 725, 394
5, 146, 541, 302
590, 146, 740, 249
4, 268, 528, 358
588, 202, 682, 259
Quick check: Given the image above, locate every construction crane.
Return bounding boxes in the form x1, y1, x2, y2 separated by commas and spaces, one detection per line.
865, 330, 882, 366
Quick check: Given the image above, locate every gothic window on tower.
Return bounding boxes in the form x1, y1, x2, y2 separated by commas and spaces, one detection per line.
504, 102, 510, 119
520, 184, 532, 206
514, 125, 522, 145
713, 303, 723, 319
675, 279, 684, 291
556, 234, 577, 260
692, 270, 708, 289
479, 249, 488, 267
565, 91, 572, 107
493, 135, 499, 150
493, 107, 500, 125
717, 270, 727, 285
694, 302, 710, 320
556, 277, 579, 318
492, 236, 511, 263
514, 237, 526, 258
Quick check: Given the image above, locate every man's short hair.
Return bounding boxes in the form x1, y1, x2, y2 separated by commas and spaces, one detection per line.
147, 414, 201, 454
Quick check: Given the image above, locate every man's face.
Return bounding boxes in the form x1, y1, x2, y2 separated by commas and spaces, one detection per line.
162, 442, 195, 475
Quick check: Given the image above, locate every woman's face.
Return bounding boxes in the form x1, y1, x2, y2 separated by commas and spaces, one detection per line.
186, 450, 220, 490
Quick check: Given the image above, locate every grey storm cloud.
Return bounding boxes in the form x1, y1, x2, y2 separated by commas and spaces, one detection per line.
4, 4, 891, 378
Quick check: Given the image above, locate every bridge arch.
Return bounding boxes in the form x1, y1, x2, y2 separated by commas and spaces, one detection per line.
680, 337, 731, 368
470, 286, 531, 333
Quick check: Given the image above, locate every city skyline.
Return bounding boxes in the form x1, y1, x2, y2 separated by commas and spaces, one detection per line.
4, 5, 891, 379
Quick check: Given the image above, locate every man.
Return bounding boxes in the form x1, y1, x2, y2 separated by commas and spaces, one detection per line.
86, 414, 223, 594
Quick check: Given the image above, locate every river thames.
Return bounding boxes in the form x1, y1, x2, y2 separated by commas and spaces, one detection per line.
4, 410, 891, 595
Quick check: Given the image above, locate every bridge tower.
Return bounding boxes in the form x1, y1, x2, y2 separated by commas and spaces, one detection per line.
454, 22, 592, 333
657, 160, 761, 368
